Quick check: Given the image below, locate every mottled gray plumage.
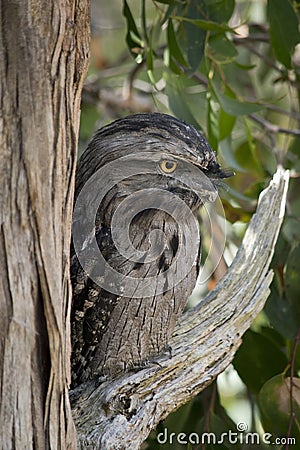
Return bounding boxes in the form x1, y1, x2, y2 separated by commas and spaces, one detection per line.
70, 113, 228, 387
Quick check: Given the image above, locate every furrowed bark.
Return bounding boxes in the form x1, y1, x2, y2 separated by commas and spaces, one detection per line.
70, 168, 289, 450
0, 1, 89, 448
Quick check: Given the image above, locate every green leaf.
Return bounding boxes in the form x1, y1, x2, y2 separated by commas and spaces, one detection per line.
146, 15, 162, 76
219, 137, 246, 172
234, 61, 256, 71
205, 0, 235, 23
123, 0, 144, 57
259, 326, 286, 349
167, 19, 188, 72
218, 107, 235, 140
283, 217, 300, 243
164, 71, 202, 129
233, 329, 288, 393
267, 0, 300, 69
141, 0, 148, 45
218, 87, 236, 140
285, 243, 300, 318
198, 412, 241, 449
154, 0, 174, 3
129, 30, 144, 47
172, 15, 236, 33
234, 132, 264, 177
208, 34, 238, 64
79, 104, 99, 143
234, 141, 261, 175
146, 36, 154, 72
207, 93, 219, 149
265, 279, 300, 340
213, 88, 262, 116
147, 69, 157, 86
265, 237, 299, 342
259, 375, 300, 437
175, 0, 207, 72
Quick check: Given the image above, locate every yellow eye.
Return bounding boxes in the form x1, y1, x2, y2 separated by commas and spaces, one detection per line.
160, 160, 177, 174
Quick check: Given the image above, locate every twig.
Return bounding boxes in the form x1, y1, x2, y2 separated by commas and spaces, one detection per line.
232, 34, 269, 44
238, 40, 285, 75
265, 104, 300, 122
122, 61, 146, 100
249, 114, 300, 137
201, 383, 217, 450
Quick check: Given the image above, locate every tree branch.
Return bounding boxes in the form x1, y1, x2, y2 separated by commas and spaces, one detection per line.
249, 114, 300, 137
70, 168, 289, 450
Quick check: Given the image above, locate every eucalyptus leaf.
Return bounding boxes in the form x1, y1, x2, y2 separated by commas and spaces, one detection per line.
123, 0, 144, 57
233, 330, 287, 393
208, 34, 238, 64
265, 279, 300, 340
267, 0, 300, 69
154, 0, 174, 4
214, 89, 262, 116
205, 0, 235, 23
207, 94, 219, 149
167, 19, 188, 72
172, 15, 236, 33
218, 108, 236, 140
164, 71, 202, 128
175, 0, 206, 72
219, 138, 247, 172
283, 217, 300, 243
284, 243, 300, 319
259, 375, 300, 437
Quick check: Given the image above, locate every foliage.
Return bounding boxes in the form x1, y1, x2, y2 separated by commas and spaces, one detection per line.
81, 0, 300, 448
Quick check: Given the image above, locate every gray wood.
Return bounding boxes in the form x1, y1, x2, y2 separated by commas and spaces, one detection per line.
0, 1, 90, 448
70, 168, 289, 450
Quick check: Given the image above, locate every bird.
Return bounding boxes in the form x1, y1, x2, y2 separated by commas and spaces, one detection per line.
70, 112, 230, 387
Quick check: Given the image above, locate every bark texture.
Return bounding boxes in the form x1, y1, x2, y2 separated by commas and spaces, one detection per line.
70, 168, 289, 450
0, 1, 89, 449
70, 113, 229, 386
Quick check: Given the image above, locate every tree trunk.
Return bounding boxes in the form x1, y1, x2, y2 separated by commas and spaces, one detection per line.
0, 1, 89, 449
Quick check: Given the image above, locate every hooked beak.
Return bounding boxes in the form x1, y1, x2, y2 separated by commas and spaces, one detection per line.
174, 163, 219, 203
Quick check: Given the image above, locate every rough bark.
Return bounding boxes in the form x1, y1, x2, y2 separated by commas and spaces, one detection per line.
0, 1, 89, 449
70, 168, 289, 450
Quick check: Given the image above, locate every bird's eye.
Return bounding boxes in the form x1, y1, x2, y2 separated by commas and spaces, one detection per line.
159, 160, 177, 174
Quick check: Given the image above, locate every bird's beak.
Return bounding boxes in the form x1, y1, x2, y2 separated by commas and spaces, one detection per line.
191, 178, 218, 203
175, 164, 218, 203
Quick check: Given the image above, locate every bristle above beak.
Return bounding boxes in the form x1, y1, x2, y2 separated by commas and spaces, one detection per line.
218, 168, 235, 179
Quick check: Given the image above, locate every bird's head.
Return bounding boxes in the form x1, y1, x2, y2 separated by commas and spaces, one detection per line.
75, 113, 231, 215
72, 113, 232, 299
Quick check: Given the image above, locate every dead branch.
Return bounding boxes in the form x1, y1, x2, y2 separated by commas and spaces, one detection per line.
70, 167, 289, 450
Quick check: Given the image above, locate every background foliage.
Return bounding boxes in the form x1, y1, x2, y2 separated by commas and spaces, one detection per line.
80, 0, 300, 448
